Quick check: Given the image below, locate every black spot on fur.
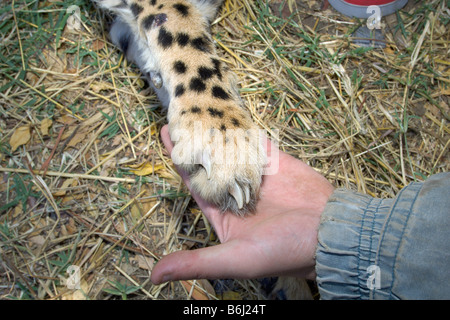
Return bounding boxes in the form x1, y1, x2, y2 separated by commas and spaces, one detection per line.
173, 3, 189, 16
211, 58, 222, 80
158, 4, 164, 9
220, 124, 226, 131
153, 13, 168, 27
130, 3, 143, 17
150, 0, 157, 6
118, 34, 129, 53
191, 35, 211, 53
142, 14, 155, 30
207, 107, 224, 118
198, 66, 214, 80
173, 61, 187, 74
114, 0, 128, 9
231, 118, 240, 127
212, 86, 230, 100
191, 106, 202, 114
176, 33, 190, 47
189, 78, 206, 92
174, 84, 185, 97
181, 110, 187, 115
158, 27, 173, 49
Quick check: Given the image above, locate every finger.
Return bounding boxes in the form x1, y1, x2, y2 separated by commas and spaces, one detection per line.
150, 239, 265, 284
160, 124, 173, 154
160, 124, 192, 184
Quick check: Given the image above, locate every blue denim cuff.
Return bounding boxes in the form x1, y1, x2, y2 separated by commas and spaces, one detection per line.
315, 173, 450, 300
315, 189, 392, 299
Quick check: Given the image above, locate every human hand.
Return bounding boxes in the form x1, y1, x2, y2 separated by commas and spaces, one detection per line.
150, 125, 334, 284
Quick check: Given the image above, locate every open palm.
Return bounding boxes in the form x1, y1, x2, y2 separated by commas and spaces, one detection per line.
150, 125, 334, 284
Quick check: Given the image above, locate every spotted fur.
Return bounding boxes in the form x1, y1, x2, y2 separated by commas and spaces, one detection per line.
94, 0, 266, 215
94, 0, 313, 301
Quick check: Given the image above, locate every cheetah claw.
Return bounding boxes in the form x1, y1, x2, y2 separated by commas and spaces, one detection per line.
229, 182, 250, 210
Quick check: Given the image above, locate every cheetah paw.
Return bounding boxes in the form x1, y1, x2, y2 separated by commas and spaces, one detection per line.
169, 122, 265, 215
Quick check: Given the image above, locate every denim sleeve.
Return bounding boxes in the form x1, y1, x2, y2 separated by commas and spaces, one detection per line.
315, 172, 450, 299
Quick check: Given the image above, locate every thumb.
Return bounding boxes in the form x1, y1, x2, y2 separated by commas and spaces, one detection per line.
150, 239, 261, 284
160, 124, 173, 154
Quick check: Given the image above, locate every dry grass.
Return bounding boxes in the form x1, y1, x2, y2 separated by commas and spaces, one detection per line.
0, 0, 448, 300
